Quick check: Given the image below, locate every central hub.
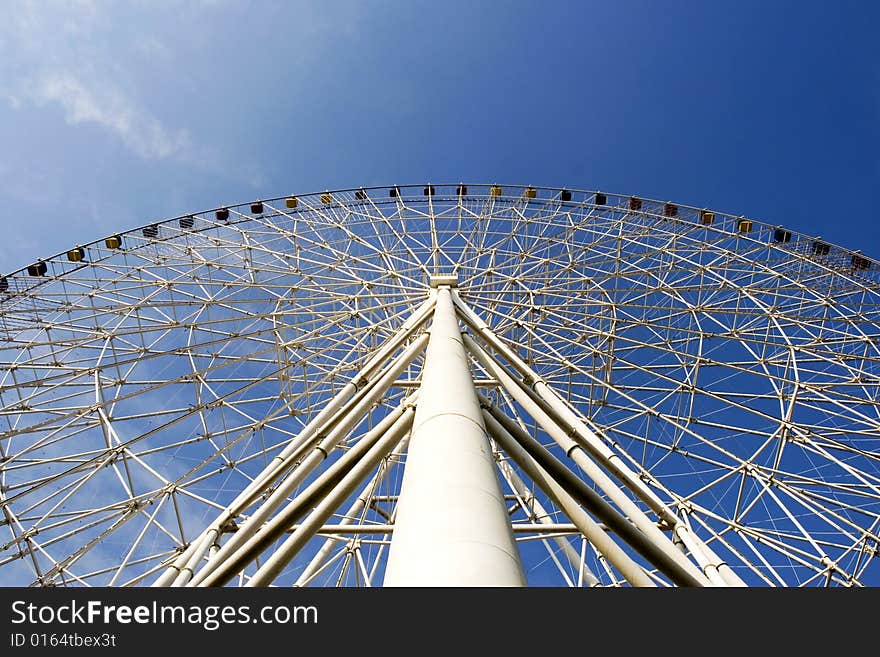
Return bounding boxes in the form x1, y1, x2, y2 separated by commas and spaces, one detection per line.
429, 274, 458, 288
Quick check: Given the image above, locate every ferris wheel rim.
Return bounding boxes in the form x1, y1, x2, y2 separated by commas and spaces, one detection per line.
1, 182, 876, 288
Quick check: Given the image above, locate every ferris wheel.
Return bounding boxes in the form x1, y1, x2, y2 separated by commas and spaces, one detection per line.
1, 183, 878, 587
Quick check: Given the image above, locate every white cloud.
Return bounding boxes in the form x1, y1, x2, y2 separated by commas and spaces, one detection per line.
34, 73, 191, 160
0, 1, 192, 162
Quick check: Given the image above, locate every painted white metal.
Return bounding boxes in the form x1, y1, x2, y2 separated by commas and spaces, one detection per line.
384, 286, 526, 586
482, 400, 705, 586
294, 438, 409, 586
677, 509, 746, 587
463, 333, 712, 586
184, 335, 427, 586
482, 410, 654, 587
495, 457, 600, 586
452, 291, 750, 588
170, 528, 217, 587
197, 406, 417, 587
153, 297, 436, 586
452, 290, 683, 523
285, 523, 584, 534
246, 408, 414, 585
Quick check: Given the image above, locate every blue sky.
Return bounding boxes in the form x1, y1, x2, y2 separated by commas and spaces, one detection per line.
1, 0, 878, 274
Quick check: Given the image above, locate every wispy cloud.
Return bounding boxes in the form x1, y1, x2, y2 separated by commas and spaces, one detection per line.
0, 1, 193, 162
30, 73, 191, 160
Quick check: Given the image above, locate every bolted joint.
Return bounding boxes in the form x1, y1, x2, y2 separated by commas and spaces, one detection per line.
219, 519, 239, 534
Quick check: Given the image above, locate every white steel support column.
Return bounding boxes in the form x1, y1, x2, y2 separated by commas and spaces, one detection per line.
495, 457, 600, 587
294, 438, 409, 587
452, 291, 741, 586
464, 335, 711, 586
198, 407, 416, 587
186, 336, 428, 586
246, 410, 413, 586
383, 284, 526, 586
482, 410, 655, 587
153, 297, 436, 586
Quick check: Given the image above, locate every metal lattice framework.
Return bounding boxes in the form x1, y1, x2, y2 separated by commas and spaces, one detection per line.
1, 183, 879, 587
